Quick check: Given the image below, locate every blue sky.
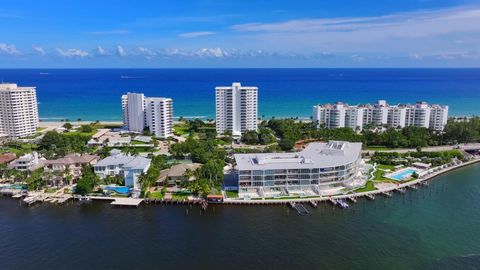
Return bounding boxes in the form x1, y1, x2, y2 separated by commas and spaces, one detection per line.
1, 0, 480, 67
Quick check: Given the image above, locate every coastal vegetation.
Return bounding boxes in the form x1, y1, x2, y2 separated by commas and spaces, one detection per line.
39, 131, 91, 158
370, 150, 464, 167
260, 117, 480, 150
75, 165, 98, 195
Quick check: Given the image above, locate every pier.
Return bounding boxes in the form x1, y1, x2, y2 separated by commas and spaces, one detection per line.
111, 198, 143, 207
289, 202, 310, 216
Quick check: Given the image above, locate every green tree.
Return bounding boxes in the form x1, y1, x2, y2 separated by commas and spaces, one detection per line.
63, 122, 73, 130
75, 165, 98, 195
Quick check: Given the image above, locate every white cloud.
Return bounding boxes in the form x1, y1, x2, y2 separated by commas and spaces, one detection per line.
55, 48, 89, 57
179, 31, 216, 38
194, 48, 228, 58
0, 43, 21, 55
230, 6, 480, 53
96, 46, 109, 56
32, 46, 46, 56
137, 47, 157, 59
117, 45, 126, 57
86, 30, 130, 35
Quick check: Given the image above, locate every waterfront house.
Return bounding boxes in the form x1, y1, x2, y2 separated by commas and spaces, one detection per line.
44, 154, 99, 184
94, 150, 151, 190
157, 163, 202, 186
9, 152, 45, 171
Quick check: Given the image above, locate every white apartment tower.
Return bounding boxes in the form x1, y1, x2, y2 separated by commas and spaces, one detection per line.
122, 93, 146, 133
313, 100, 449, 131
0, 83, 39, 138
216, 82, 258, 136
122, 93, 173, 138
146, 98, 173, 138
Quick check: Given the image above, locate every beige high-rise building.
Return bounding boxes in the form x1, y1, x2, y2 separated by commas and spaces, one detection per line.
0, 83, 39, 138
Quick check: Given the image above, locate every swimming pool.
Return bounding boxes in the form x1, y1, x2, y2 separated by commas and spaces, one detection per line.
103, 186, 131, 195
387, 169, 417, 181
0, 184, 26, 190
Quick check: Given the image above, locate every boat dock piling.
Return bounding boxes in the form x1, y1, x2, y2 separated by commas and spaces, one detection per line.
347, 196, 357, 203
382, 191, 393, 197
329, 198, 337, 205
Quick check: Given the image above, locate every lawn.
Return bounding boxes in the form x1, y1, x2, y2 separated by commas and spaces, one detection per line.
354, 181, 377, 193
1, 143, 37, 155
64, 130, 97, 137
173, 123, 190, 136
148, 191, 165, 199
377, 164, 396, 171
172, 191, 191, 200
131, 140, 148, 145
225, 190, 238, 198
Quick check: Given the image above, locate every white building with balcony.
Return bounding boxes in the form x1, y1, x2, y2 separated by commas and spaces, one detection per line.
234, 141, 364, 198
215, 82, 258, 136
122, 93, 173, 138
0, 83, 39, 138
313, 100, 448, 131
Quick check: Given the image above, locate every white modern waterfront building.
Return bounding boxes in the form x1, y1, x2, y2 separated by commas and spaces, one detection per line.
215, 82, 258, 136
313, 100, 448, 131
0, 83, 39, 138
93, 150, 151, 190
122, 93, 173, 138
234, 141, 365, 199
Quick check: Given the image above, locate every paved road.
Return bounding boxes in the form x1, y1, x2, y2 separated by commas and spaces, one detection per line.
362, 143, 480, 154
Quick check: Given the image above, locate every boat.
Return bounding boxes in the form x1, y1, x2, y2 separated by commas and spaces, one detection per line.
347, 196, 357, 203
396, 188, 406, 194
337, 199, 349, 209
309, 201, 318, 208
366, 194, 375, 200
78, 196, 92, 203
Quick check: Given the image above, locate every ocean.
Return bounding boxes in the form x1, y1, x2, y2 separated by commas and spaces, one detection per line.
0, 68, 479, 121
1, 163, 480, 269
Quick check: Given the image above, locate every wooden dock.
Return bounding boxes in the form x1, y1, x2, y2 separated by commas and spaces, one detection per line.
111, 198, 143, 207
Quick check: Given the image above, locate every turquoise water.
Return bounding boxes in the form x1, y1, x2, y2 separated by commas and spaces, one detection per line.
0, 69, 479, 121
1, 164, 480, 269
389, 169, 417, 181
103, 186, 131, 195
0, 184, 26, 190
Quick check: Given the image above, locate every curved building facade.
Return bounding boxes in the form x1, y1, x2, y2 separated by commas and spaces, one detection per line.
234, 141, 363, 198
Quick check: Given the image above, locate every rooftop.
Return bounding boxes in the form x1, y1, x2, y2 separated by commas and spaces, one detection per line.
0, 83, 35, 91
0, 154, 17, 164
158, 163, 202, 181
95, 154, 150, 170
234, 141, 362, 170
45, 154, 98, 166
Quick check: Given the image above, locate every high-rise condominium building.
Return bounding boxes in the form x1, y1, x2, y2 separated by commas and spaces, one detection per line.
122, 92, 173, 138
313, 100, 448, 131
0, 83, 39, 138
215, 82, 258, 136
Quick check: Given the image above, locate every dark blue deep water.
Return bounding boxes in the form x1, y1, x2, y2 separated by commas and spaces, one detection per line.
0, 68, 479, 121
1, 164, 480, 269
